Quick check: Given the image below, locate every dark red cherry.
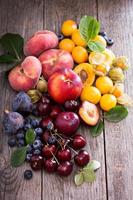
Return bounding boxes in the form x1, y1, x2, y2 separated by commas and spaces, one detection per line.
50, 105, 62, 119
42, 145, 56, 158
40, 117, 53, 129
72, 134, 86, 150
74, 150, 90, 167
37, 101, 51, 116
64, 100, 80, 111
57, 148, 71, 161
42, 130, 51, 143
57, 161, 73, 176
30, 155, 43, 170
44, 158, 57, 173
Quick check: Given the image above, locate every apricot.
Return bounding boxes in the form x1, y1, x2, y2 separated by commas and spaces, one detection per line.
8, 56, 42, 91
24, 30, 58, 57
71, 29, 86, 47
72, 46, 88, 64
61, 20, 77, 36
74, 63, 95, 86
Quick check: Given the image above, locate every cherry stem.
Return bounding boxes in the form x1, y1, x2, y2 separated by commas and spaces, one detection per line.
68, 146, 78, 155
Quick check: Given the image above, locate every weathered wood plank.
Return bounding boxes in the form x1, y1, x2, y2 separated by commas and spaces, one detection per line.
42, 1, 107, 200
98, 0, 133, 199
0, 1, 43, 200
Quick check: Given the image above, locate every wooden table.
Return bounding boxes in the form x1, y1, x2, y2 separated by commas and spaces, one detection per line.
0, 0, 133, 199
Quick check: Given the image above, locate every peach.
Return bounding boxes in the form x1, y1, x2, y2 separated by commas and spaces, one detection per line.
24, 30, 58, 57
48, 68, 83, 104
8, 56, 42, 92
79, 101, 99, 126
39, 49, 74, 80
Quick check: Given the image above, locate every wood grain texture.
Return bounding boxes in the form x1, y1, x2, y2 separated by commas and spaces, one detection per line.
0, 0, 133, 200
0, 1, 43, 200
42, 1, 107, 200
98, 0, 133, 200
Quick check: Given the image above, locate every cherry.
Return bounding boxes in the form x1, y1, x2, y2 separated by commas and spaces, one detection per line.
55, 112, 80, 137
64, 100, 80, 112
57, 148, 71, 161
57, 161, 73, 176
74, 150, 90, 167
37, 101, 51, 116
30, 155, 43, 170
44, 158, 57, 173
50, 105, 62, 119
41, 96, 50, 104
40, 117, 53, 130
72, 134, 86, 150
42, 130, 51, 143
42, 144, 56, 158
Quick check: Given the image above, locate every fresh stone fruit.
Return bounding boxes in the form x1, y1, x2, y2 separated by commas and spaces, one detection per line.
57, 161, 73, 176
71, 134, 86, 150
44, 158, 57, 173
57, 148, 71, 162
12, 92, 33, 114
30, 155, 43, 170
74, 150, 90, 167
55, 112, 80, 136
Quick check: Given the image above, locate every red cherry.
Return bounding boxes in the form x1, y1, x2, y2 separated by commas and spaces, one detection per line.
41, 96, 50, 104
44, 158, 57, 173
42, 130, 51, 143
30, 155, 43, 170
57, 161, 73, 176
74, 150, 90, 167
57, 148, 71, 161
40, 117, 53, 129
37, 101, 51, 116
42, 145, 56, 158
64, 100, 80, 111
50, 105, 62, 119
72, 134, 86, 150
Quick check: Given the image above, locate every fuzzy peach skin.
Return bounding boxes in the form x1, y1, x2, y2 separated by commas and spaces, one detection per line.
24, 30, 58, 57
8, 56, 42, 92
39, 49, 74, 80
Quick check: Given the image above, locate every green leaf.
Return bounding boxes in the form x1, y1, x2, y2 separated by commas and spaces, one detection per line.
88, 41, 105, 53
83, 169, 96, 183
90, 120, 104, 137
0, 54, 17, 63
79, 15, 100, 42
84, 160, 101, 171
74, 173, 84, 186
25, 128, 36, 145
104, 105, 128, 123
11, 146, 28, 167
0, 33, 24, 60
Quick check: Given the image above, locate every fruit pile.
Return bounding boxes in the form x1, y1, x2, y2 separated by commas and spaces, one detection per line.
1, 15, 132, 186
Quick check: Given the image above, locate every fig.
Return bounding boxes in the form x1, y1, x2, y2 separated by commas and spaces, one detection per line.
3, 110, 24, 135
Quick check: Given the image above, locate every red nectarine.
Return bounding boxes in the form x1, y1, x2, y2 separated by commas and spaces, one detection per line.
48, 68, 83, 104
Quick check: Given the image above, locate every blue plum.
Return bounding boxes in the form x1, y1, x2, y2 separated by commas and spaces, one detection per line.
12, 92, 33, 114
